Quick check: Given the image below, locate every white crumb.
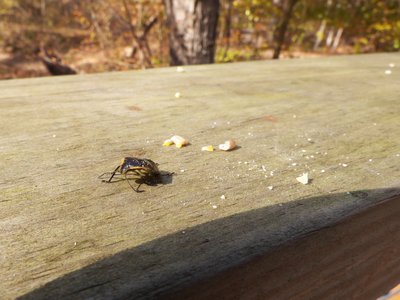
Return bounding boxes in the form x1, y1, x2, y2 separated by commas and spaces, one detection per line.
296, 172, 309, 185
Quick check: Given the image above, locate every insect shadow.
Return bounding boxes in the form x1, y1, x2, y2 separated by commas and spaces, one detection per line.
98, 157, 174, 193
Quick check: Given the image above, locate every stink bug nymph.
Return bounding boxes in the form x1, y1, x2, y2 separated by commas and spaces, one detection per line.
99, 157, 170, 192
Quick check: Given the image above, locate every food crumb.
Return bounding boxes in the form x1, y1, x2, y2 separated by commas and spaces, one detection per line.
201, 145, 214, 152
163, 139, 174, 146
219, 139, 237, 151
212, 205, 218, 209
175, 92, 181, 98
220, 195, 226, 200
268, 186, 274, 190
296, 172, 310, 185
385, 69, 392, 75
169, 135, 189, 148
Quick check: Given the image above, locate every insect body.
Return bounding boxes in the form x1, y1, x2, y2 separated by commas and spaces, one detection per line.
99, 157, 163, 192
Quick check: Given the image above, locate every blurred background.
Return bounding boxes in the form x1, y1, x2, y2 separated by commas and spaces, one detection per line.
0, 0, 399, 79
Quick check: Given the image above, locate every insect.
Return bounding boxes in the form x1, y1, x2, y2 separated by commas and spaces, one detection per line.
99, 157, 170, 192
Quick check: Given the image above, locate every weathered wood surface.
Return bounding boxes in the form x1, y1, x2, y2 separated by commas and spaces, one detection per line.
169, 194, 400, 300
0, 53, 399, 299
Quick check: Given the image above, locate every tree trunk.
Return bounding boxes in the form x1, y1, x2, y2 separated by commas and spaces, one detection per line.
222, 0, 233, 61
272, 0, 298, 59
163, 0, 220, 65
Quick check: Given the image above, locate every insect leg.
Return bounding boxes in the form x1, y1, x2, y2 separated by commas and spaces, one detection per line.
102, 166, 120, 183
98, 172, 109, 179
124, 173, 142, 193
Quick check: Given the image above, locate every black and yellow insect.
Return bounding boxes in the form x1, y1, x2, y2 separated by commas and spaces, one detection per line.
99, 157, 167, 192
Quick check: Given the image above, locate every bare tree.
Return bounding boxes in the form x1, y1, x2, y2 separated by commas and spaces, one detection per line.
222, 0, 233, 60
272, 0, 298, 59
122, 0, 158, 68
163, 0, 220, 65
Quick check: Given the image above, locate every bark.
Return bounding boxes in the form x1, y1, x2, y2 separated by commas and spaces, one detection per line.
222, 0, 233, 60
331, 27, 343, 51
163, 0, 220, 65
313, 20, 326, 50
272, 0, 298, 59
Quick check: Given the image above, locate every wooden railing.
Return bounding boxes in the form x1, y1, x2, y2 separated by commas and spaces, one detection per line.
1, 53, 399, 299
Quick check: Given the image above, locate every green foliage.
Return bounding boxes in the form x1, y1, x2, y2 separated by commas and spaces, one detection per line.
224, 0, 400, 54
216, 48, 256, 63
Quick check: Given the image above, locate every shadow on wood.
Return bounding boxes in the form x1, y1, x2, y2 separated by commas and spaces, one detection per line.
19, 188, 400, 300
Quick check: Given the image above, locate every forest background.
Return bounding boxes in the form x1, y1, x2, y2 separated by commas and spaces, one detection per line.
0, 0, 399, 79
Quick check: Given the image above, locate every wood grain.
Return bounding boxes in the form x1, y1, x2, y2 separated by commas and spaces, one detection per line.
1, 53, 400, 299
168, 194, 400, 300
